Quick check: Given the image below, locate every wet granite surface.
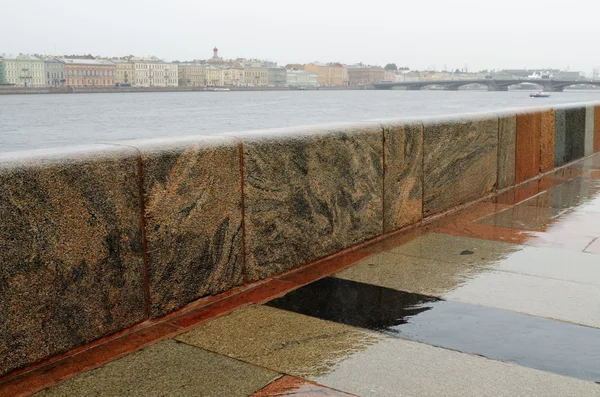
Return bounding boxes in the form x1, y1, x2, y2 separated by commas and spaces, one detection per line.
382, 121, 423, 232
585, 105, 595, 156
497, 113, 516, 189
176, 305, 382, 378
515, 111, 541, 183
239, 126, 383, 280
128, 136, 244, 318
0, 146, 147, 376
35, 340, 279, 397
422, 116, 498, 216
554, 108, 566, 166
564, 107, 586, 163
540, 109, 556, 173
269, 277, 600, 382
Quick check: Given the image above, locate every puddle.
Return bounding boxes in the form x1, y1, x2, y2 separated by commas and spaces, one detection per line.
267, 277, 600, 382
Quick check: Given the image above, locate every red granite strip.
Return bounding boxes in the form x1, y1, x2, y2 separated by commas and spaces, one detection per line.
251, 375, 358, 396
0, 323, 179, 397
169, 279, 298, 328
277, 251, 372, 285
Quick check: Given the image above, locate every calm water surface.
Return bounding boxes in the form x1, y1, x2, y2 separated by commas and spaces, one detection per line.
2, 90, 600, 153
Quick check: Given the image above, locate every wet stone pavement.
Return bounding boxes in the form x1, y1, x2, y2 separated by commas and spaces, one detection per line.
18, 153, 600, 396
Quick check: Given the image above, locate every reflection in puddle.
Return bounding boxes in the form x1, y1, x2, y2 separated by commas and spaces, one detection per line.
267, 277, 600, 382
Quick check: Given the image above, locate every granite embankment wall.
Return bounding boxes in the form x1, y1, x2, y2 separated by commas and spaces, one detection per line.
1, 102, 600, 376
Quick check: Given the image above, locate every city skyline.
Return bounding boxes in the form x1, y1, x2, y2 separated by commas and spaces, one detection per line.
2, 0, 600, 74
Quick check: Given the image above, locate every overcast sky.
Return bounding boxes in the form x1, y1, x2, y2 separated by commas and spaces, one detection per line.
3, 0, 599, 74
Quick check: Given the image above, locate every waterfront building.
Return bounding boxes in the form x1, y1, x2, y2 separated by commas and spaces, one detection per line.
1, 54, 46, 87
243, 66, 269, 86
0, 57, 5, 84
205, 66, 224, 86
347, 64, 385, 85
132, 57, 178, 87
285, 69, 318, 87
304, 63, 349, 86
63, 59, 116, 87
178, 64, 207, 86
44, 58, 65, 86
268, 67, 286, 86
222, 67, 243, 86
113, 60, 135, 86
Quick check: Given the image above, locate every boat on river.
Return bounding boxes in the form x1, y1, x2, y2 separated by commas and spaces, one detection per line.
530, 92, 551, 98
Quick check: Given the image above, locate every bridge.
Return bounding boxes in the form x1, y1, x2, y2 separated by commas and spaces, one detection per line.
374, 79, 600, 92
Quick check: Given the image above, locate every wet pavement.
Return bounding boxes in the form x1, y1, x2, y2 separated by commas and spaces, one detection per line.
17, 152, 600, 395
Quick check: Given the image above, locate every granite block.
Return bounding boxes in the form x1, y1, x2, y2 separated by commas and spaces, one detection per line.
383, 121, 423, 232
540, 109, 556, 173
584, 105, 594, 156
585, 105, 595, 156
564, 107, 586, 163
423, 115, 498, 216
496, 112, 516, 189
515, 111, 541, 183
126, 136, 244, 318
239, 125, 383, 280
0, 146, 146, 377
595, 106, 600, 153
554, 108, 566, 166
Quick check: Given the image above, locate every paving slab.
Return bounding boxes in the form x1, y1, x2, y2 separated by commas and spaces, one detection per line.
176, 305, 383, 378
445, 270, 600, 328
177, 304, 600, 397
315, 337, 600, 397
267, 277, 600, 382
34, 340, 279, 397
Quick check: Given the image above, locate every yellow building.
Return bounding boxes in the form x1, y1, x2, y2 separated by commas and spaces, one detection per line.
222, 67, 243, 86
304, 63, 348, 86
243, 66, 269, 86
113, 60, 135, 85
178, 64, 207, 86
205, 66, 223, 86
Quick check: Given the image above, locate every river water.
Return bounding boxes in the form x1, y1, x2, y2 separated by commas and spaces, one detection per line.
2, 90, 600, 153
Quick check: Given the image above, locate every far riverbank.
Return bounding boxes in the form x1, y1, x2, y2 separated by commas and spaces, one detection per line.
0, 85, 374, 95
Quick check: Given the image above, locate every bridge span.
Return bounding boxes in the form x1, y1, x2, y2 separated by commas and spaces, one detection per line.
374, 79, 600, 92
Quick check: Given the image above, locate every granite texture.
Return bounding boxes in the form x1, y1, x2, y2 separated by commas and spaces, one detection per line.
126, 136, 244, 318
35, 340, 280, 397
595, 106, 600, 153
515, 111, 541, 183
585, 105, 595, 156
239, 126, 383, 281
564, 107, 586, 163
422, 115, 498, 216
554, 108, 566, 166
496, 112, 516, 189
0, 146, 147, 377
540, 109, 556, 173
176, 305, 382, 378
382, 121, 423, 232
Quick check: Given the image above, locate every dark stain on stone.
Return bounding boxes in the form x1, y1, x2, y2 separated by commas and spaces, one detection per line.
267, 277, 600, 382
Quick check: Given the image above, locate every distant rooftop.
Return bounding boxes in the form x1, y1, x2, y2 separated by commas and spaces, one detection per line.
62, 59, 115, 66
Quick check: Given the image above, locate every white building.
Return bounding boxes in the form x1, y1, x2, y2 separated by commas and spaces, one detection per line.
132, 57, 178, 87
286, 70, 318, 87
1, 54, 46, 87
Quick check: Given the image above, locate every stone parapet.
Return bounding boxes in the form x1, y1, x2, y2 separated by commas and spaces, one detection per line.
1, 102, 599, 376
